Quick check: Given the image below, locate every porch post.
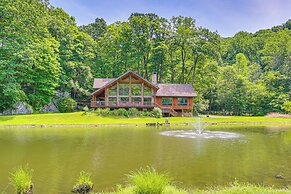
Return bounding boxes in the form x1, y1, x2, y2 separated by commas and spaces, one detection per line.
116, 81, 119, 105
129, 74, 132, 103
141, 83, 144, 106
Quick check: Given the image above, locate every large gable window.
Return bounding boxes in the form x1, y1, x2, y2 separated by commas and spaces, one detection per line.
119, 84, 129, 96
144, 85, 152, 96
132, 83, 142, 96
109, 85, 117, 96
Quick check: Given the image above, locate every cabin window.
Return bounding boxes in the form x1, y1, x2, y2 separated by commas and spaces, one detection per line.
119, 97, 129, 102
162, 98, 172, 106
119, 84, 129, 96
132, 84, 142, 96
108, 97, 116, 105
132, 97, 142, 104
144, 85, 152, 96
109, 85, 117, 96
178, 98, 188, 106
144, 97, 152, 105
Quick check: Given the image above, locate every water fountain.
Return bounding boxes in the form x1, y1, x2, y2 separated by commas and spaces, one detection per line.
160, 113, 243, 139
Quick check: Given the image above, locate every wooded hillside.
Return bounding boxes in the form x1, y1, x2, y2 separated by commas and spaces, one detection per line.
1, 0, 290, 115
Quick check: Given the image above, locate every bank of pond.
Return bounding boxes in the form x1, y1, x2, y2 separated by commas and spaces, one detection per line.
4, 166, 291, 194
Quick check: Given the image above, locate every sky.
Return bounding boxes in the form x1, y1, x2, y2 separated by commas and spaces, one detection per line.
49, 0, 291, 37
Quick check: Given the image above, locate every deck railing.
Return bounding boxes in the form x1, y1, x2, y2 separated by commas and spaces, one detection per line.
91, 101, 154, 108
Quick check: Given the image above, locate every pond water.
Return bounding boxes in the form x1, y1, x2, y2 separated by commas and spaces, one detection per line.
0, 125, 291, 193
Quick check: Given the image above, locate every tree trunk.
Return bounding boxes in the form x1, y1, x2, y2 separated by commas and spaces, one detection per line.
169, 49, 175, 83
159, 57, 163, 83
191, 53, 199, 86
181, 47, 186, 83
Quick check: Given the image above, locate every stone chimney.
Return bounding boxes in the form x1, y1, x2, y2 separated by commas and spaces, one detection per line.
152, 72, 157, 84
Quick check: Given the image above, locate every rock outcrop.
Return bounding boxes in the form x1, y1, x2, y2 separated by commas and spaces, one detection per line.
40, 103, 59, 113
2, 102, 33, 115
40, 91, 70, 113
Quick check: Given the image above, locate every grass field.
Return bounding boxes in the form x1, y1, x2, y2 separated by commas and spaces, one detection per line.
1, 112, 291, 126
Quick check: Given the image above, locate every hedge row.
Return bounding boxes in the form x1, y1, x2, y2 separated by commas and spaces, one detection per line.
92, 107, 162, 118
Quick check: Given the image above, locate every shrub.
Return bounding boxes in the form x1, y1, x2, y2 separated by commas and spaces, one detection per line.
57, 97, 77, 113
142, 111, 152, 117
100, 108, 111, 116
82, 106, 89, 115
9, 166, 33, 194
117, 108, 129, 117
128, 167, 171, 194
152, 107, 162, 118
128, 108, 140, 117
281, 101, 291, 114
94, 108, 102, 116
72, 171, 94, 194
111, 108, 128, 117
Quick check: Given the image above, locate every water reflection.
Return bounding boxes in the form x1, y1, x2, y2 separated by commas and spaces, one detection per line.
0, 126, 290, 193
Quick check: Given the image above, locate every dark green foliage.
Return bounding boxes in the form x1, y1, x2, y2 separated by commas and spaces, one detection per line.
79, 18, 107, 41
142, 111, 153, 117
97, 108, 111, 117
128, 108, 140, 117
112, 108, 129, 117
0, 0, 60, 111
1, 0, 290, 115
95, 108, 155, 118
57, 97, 77, 113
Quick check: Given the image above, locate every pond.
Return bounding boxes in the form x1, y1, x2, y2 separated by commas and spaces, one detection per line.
0, 125, 291, 193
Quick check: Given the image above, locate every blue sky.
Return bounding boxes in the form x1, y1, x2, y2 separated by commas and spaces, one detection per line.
49, 0, 291, 37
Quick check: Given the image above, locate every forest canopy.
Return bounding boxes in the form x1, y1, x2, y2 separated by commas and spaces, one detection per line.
0, 0, 290, 115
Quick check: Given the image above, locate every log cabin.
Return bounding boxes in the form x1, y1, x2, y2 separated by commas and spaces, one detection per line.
90, 70, 196, 116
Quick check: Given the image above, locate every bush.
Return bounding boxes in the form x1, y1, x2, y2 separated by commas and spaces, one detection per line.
72, 171, 94, 194
152, 107, 162, 118
82, 106, 89, 115
281, 101, 291, 114
113, 108, 129, 117
94, 108, 102, 116
94, 108, 160, 118
9, 166, 33, 194
128, 167, 171, 194
142, 111, 152, 117
128, 108, 140, 117
57, 97, 77, 113
100, 108, 111, 116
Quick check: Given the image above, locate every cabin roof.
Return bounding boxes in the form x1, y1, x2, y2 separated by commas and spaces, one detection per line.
91, 70, 159, 96
93, 78, 114, 89
156, 84, 196, 97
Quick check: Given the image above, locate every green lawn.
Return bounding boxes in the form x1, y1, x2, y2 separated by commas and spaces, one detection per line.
1, 112, 291, 126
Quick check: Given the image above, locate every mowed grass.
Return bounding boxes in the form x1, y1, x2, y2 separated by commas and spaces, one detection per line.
1, 112, 291, 126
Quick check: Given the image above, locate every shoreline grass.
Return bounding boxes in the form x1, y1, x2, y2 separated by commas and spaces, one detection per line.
1, 112, 291, 126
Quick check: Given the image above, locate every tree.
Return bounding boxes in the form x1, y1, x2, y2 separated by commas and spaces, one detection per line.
282, 101, 291, 114
0, 0, 61, 110
170, 16, 195, 83
79, 17, 107, 41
